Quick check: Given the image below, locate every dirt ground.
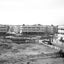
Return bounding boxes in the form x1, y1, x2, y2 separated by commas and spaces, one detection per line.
0, 41, 64, 64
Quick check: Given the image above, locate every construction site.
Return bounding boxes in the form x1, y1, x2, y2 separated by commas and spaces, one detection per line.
0, 24, 64, 64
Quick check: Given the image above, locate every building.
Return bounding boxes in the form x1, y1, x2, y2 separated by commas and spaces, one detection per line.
22, 24, 58, 35
58, 25, 64, 40
0, 25, 9, 35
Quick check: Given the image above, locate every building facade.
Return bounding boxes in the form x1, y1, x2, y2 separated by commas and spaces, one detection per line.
22, 24, 58, 35
58, 25, 64, 40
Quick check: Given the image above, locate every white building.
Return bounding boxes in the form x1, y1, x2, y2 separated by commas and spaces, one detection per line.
58, 25, 64, 40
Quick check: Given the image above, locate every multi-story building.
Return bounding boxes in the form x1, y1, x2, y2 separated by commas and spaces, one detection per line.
0, 24, 9, 35
21, 24, 58, 36
58, 25, 64, 40
0, 24, 57, 37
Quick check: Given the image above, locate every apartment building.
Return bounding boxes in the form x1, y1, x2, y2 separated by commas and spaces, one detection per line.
58, 25, 64, 40
0, 25, 9, 35
22, 24, 58, 35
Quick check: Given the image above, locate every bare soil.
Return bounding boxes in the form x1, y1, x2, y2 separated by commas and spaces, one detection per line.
0, 40, 64, 64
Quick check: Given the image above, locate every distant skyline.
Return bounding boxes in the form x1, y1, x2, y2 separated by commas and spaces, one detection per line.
0, 0, 64, 25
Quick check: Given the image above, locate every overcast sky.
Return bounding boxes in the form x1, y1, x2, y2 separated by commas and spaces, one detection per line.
0, 0, 64, 25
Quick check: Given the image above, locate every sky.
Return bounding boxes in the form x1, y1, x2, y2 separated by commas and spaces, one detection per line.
0, 0, 64, 25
